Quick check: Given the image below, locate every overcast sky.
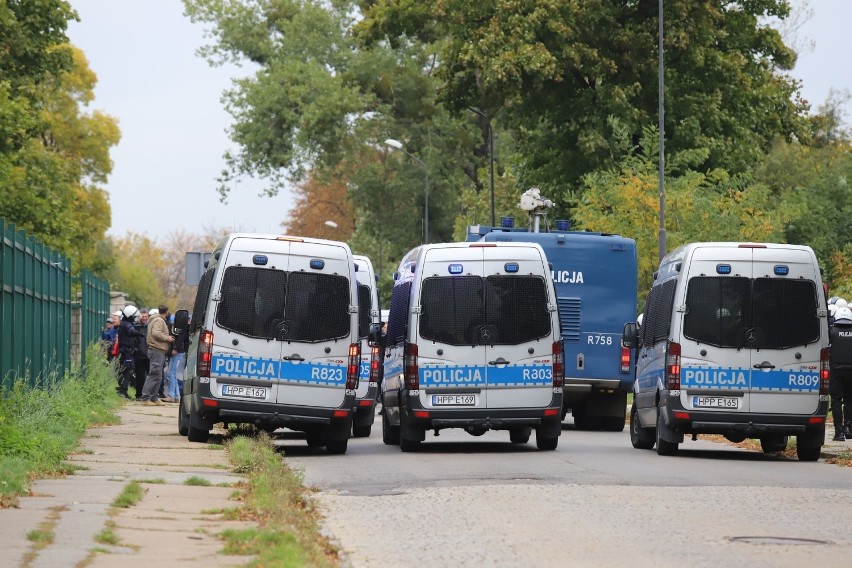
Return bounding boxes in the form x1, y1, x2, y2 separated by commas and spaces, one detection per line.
66, 0, 850, 242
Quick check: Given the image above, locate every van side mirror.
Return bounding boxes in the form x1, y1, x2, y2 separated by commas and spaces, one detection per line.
368, 322, 384, 347
173, 309, 189, 337
622, 322, 638, 349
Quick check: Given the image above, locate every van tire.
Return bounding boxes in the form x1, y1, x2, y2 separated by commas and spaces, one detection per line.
602, 415, 626, 432
382, 409, 400, 445
536, 434, 558, 451
630, 404, 655, 449
326, 438, 348, 455
796, 442, 821, 462
760, 434, 789, 453
510, 427, 531, 444
353, 424, 372, 438
655, 412, 678, 456
177, 396, 189, 437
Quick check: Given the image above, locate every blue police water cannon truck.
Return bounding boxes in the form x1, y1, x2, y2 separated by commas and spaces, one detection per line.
465, 188, 638, 430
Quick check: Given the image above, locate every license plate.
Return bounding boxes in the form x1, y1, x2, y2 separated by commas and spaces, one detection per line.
432, 394, 476, 406
693, 396, 739, 409
222, 385, 268, 399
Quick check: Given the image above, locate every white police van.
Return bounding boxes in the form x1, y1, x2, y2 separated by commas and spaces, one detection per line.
379, 242, 564, 451
623, 242, 830, 461
180, 233, 361, 454
352, 254, 381, 437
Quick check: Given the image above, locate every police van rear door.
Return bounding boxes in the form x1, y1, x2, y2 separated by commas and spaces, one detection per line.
482, 244, 555, 409
277, 240, 355, 408
212, 237, 290, 406
747, 246, 822, 414
354, 256, 378, 402
679, 246, 753, 415
416, 246, 489, 410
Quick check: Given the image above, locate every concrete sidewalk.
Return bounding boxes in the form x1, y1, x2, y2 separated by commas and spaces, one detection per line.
0, 403, 254, 568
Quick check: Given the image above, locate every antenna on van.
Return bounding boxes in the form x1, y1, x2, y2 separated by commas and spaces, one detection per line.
519, 187, 554, 233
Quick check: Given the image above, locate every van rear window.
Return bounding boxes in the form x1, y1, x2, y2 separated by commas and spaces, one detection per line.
216, 266, 350, 342
191, 268, 215, 332
357, 283, 372, 339
419, 275, 551, 346
684, 277, 819, 349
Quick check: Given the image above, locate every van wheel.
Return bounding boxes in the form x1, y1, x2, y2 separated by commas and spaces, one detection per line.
352, 424, 372, 438
655, 412, 678, 456
510, 427, 531, 444
760, 435, 789, 454
795, 441, 821, 462
382, 409, 400, 445
326, 438, 348, 455
630, 404, 655, 450
536, 434, 558, 451
177, 396, 189, 437
602, 415, 626, 432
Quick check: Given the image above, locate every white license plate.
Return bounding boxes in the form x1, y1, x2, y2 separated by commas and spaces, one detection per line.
432, 394, 476, 406
222, 385, 268, 399
693, 396, 739, 409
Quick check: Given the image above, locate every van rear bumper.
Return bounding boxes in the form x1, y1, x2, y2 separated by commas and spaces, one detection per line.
660, 392, 828, 436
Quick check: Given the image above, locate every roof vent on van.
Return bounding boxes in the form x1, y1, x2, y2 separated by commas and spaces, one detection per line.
309, 259, 325, 270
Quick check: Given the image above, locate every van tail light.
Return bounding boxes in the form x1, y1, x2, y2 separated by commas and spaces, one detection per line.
665, 341, 681, 390
552, 341, 564, 388
370, 345, 384, 383
404, 343, 419, 390
346, 343, 361, 389
620, 346, 631, 373
820, 347, 830, 395
197, 329, 214, 377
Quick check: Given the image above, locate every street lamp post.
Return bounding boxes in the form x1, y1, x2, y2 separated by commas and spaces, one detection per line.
658, 0, 667, 261
385, 138, 430, 244
469, 107, 495, 227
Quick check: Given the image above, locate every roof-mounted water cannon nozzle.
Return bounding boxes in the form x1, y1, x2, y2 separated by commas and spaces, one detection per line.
519, 187, 555, 233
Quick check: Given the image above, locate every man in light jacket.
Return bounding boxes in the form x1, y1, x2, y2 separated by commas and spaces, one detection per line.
140, 305, 175, 406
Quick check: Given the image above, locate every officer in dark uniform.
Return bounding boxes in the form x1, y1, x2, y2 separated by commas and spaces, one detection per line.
829, 306, 852, 441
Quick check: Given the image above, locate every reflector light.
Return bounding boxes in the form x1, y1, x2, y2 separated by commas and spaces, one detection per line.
253, 254, 268, 265
504, 262, 519, 273
448, 263, 464, 274
716, 264, 732, 274
774, 265, 789, 276
202, 398, 218, 408
673, 411, 690, 420
555, 219, 571, 231
413, 410, 430, 419
501, 216, 515, 228
544, 407, 560, 417
358, 399, 373, 407
333, 409, 350, 418
309, 259, 325, 270
809, 416, 825, 424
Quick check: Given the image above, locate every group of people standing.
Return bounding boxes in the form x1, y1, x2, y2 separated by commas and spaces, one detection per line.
101, 304, 189, 406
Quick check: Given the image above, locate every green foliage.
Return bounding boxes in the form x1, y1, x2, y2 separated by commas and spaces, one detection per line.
111, 481, 145, 508
110, 233, 168, 307
0, 345, 122, 504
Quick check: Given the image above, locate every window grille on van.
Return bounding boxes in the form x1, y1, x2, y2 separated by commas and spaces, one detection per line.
752, 278, 818, 349
558, 297, 582, 341
357, 283, 372, 339
191, 268, 214, 332
285, 272, 350, 342
684, 276, 752, 348
418, 276, 551, 346
386, 281, 412, 347
641, 279, 677, 346
215, 267, 350, 342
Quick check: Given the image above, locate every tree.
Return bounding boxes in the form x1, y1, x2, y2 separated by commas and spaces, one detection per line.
284, 169, 356, 240
110, 233, 168, 309
359, 0, 808, 203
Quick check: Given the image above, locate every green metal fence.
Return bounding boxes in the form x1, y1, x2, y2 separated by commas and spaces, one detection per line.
1, 219, 72, 390
74, 270, 111, 367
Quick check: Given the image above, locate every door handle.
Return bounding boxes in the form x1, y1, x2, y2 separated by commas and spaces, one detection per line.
282, 354, 305, 362
488, 358, 511, 366
752, 362, 775, 370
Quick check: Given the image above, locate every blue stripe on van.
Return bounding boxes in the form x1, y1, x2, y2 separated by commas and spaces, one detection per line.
418, 364, 552, 387
680, 366, 820, 392
211, 355, 347, 386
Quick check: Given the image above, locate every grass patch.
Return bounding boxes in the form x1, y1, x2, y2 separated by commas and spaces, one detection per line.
185, 476, 213, 486
112, 481, 145, 508
26, 529, 55, 545
94, 523, 119, 546
138, 478, 166, 484
0, 345, 123, 507
223, 433, 337, 567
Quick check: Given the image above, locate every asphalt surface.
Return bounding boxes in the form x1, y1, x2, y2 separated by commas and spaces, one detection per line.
1, 404, 850, 567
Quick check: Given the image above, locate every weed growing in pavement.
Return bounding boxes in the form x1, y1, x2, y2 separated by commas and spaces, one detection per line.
138, 478, 166, 484
222, 432, 338, 567
0, 345, 123, 507
26, 529, 55, 546
112, 481, 145, 508
185, 476, 213, 486
94, 524, 119, 546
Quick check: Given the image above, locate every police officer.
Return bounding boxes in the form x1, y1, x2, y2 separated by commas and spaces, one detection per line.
829, 306, 852, 441
116, 306, 142, 400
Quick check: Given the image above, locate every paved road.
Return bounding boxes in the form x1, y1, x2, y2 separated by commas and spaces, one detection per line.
281, 417, 852, 567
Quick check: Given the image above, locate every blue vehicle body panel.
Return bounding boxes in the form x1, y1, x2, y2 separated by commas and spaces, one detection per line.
466, 226, 638, 390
